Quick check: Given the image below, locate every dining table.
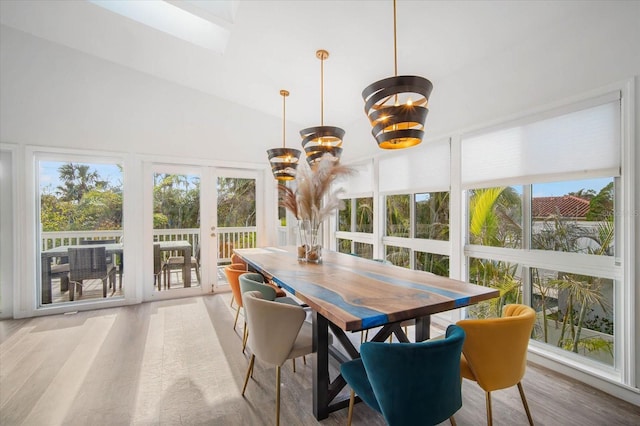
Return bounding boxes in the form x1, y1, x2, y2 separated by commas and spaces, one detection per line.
40, 240, 194, 304
233, 246, 500, 420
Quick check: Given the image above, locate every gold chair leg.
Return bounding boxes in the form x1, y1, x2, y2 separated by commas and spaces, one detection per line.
242, 326, 249, 352
303, 355, 307, 365
486, 391, 493, 426
517, 382, 534, 425
347, 389, 355, 426
230, 295, 235, 308
450, 416, 457, 426
241, 354, 255, 396
233, 306, 241, 330
276, 365, 281, 426
292, 358, 296, 373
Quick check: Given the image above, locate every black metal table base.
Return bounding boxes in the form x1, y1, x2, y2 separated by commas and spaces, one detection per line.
311, 312, 431, 420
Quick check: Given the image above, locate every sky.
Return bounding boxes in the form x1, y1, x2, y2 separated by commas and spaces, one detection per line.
532, 178, 611, 197
39, 161, 122, 192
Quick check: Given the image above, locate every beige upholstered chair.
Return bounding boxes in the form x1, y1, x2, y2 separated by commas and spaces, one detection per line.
239, 272, 304, 371
241, 291, 314, 426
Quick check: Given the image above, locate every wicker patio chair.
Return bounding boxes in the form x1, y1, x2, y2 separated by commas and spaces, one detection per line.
68, 247, 117, 301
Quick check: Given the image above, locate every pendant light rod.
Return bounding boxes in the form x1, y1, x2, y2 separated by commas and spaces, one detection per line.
281, 89, 289, 148
393, 0, 398, 76
317, 49, 329, 126
300, 49, 344, 165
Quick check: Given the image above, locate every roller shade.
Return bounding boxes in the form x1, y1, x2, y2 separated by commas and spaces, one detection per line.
461, 93, 621, 188
379, 138, 450, 193
335, 159, 373, 197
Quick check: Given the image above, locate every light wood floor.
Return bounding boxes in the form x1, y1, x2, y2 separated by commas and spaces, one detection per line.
1, 293, 638, 425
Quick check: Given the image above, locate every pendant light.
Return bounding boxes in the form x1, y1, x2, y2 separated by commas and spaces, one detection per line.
300, 49, 344, 166
267, 89, 301, 181
362, 0, 433, 149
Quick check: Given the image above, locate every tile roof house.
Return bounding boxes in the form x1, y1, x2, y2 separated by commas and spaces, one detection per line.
532, 195, 591, 220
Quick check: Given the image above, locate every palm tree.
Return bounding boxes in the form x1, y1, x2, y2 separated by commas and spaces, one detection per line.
467, 187, 523, 318
56, 163, 106, 202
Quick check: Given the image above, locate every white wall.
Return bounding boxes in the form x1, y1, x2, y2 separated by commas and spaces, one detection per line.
0, 26, 282, 165
0, 148, 14, 319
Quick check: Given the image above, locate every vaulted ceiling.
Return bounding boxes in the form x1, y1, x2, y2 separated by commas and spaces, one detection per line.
1, 0, 593, 126
2, 1, 634, 165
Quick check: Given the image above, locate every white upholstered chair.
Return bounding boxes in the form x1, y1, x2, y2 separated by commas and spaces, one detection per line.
241, 291, 314, 426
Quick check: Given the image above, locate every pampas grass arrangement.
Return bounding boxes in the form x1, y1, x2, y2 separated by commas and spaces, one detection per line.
278, 155, 355, 261
278, 154, 355, 227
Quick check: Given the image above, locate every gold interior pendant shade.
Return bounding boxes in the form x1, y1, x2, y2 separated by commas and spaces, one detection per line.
267, 90, 301, 181
362, 0, 433, 149
300, 49, 344, 166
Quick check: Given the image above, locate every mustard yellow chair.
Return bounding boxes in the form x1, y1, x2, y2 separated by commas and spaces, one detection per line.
456, 304, 536, 426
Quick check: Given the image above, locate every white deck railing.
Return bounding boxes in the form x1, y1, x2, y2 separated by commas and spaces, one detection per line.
41, 227, 258, 264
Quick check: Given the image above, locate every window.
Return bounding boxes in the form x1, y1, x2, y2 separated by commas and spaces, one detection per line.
462, 93, 621, 368
532, 179, 614, 256
383, 192, 450, 275
415, 192, 450, 241
386, 194, 410, 237
468, 186, 522, 249
336, 197, 373, 257
39, 158, 124, 306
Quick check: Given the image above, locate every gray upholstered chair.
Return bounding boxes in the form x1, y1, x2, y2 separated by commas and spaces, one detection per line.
68, 247, 117, 301
241, 291, 314, 426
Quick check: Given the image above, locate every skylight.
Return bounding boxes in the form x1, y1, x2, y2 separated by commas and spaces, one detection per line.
89, 0, 231, 54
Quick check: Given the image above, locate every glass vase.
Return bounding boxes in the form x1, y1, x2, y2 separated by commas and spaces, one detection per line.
304, 223, 322, 264
296, 220, 309, 262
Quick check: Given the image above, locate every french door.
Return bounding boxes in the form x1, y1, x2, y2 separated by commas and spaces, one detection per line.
144, 163, 262, 300
211, 168, 262, 293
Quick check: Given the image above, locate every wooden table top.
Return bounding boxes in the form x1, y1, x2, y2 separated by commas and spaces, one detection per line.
234, 246, 499, 332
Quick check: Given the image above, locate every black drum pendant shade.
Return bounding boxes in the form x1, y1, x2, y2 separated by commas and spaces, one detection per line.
267, 90, 301, 181
363, 0, 433, 149
300, 50, 344, 166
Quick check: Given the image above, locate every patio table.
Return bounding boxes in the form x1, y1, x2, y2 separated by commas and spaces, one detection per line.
40, 240, 193, 304
41, 243, 123, 304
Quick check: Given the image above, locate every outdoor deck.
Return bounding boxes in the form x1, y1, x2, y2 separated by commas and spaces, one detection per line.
49, 266, 228, 304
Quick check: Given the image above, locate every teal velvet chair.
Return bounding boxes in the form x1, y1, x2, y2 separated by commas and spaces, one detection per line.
340, 324, 466, 426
